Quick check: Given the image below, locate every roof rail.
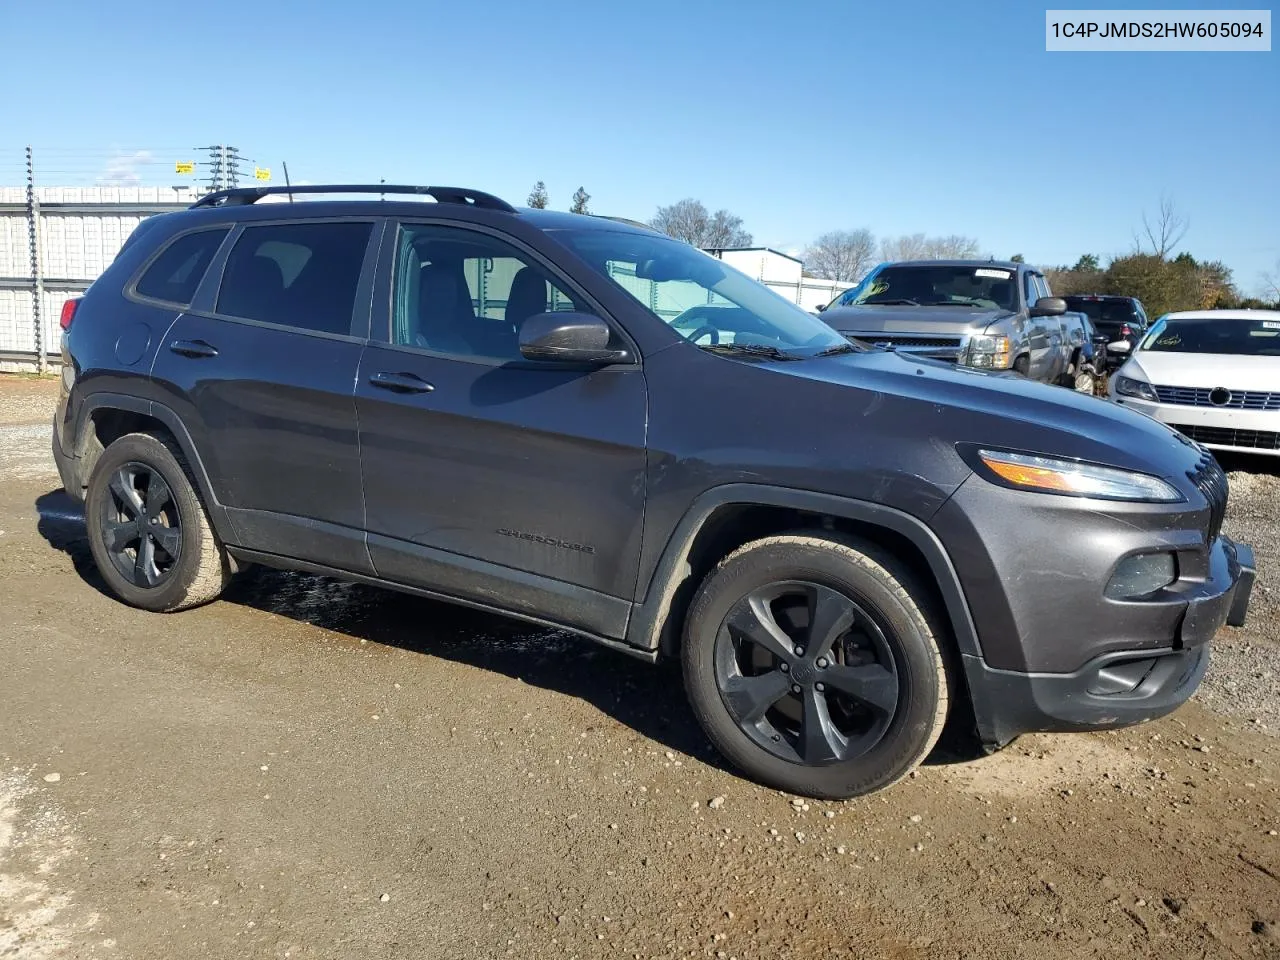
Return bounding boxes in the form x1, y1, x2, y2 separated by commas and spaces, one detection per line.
190, 184, 516, 213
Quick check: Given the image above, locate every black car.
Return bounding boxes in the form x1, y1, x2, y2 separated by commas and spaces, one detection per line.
52, 184, 1256, 799
1063, 295, 1149, 371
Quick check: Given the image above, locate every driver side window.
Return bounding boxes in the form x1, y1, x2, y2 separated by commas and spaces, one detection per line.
391, 224, 589, 360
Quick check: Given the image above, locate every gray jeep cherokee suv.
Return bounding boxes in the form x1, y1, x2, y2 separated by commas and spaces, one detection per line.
51, 184, 1256, 799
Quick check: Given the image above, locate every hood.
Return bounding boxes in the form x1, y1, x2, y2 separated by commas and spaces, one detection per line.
774, 349, 1204, 479
822, 304, 1013, 336
1125, 351, 1280, 391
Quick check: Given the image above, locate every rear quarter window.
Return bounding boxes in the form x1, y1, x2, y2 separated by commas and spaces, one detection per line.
133, 228, 231, 306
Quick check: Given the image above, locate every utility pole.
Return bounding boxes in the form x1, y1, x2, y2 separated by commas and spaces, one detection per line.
25, 146, 47, 374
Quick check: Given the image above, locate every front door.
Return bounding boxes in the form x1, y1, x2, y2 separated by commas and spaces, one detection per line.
150, 218, 380, 572
354, 221, 648, 638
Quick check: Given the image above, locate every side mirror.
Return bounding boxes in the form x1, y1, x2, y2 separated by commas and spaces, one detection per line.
518, 312, 630, 365
1030, 296, 1067, 317
815, 303, 826, 312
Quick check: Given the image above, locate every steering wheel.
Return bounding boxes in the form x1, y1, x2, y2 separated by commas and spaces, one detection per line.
685, 325, 720, 345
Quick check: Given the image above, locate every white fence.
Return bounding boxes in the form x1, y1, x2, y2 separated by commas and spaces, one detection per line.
0, 186, 197, 369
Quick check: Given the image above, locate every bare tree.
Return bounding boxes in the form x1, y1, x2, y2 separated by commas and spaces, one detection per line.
879, 233, 981, 261
803, 229, 876, 282
650, 198, 752, 248
1137, 194, 1189, 259
879, 233, 928, 261
923, 235, 982, 259
527, 181, 548, 209
570, 186, 591, 215
1262, 259, 1280, 303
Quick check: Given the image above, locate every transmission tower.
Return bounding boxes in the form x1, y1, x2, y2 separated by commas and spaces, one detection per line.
197, 145, 246, 191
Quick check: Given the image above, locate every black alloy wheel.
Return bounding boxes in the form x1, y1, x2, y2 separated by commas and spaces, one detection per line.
714, 581, 899, 765
100, 462, 183, 588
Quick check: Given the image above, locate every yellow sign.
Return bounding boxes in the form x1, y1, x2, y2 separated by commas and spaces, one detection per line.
174, 161, 195, 175
254, 167, 271, 181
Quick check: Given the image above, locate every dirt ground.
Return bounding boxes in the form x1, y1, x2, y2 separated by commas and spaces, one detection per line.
3, 373, 1279, 960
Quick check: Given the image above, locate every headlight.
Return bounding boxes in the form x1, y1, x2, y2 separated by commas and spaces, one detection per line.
1114, 375, 1158, 402
963, 335, 1011, 369
975, 449, 1183, 502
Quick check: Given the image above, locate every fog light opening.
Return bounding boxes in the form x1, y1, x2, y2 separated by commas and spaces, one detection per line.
1105, 552, 1177, 601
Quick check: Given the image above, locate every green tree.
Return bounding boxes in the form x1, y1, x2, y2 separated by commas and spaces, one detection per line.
527, 181, 548, 209
1072, 254, 1100, 272
570, 186, 591, 215
1010, 253, 1025, 263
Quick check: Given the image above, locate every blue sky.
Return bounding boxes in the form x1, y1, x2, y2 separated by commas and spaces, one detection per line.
3, 0, 1276, 291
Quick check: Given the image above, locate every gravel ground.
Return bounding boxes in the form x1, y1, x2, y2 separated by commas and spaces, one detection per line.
1200, 461, 1280, 730
3, 374, 1279, 960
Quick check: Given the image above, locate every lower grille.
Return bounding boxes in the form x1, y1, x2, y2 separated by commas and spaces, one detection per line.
1186, 452, 1229, 543
1172, 423, 1280, 452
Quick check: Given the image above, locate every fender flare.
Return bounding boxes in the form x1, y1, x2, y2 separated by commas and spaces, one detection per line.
73, 392, 237, 543
624, 483, 982, 661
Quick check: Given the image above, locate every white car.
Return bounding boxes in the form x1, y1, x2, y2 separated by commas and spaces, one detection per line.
1109, 309, 1280, 457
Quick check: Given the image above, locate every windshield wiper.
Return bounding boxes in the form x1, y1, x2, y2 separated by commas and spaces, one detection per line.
699, 343, 803, 361
864, 298, 920, 306
813, 343, 861, 357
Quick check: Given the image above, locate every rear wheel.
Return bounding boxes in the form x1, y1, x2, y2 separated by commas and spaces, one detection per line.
85, 432, 231, 612
682, 534, 950, 799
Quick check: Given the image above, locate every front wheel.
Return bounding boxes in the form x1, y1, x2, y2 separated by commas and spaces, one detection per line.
682, 534, 950, 799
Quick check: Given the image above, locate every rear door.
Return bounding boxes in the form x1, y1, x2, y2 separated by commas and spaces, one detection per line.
353, 219, 648, 638
149, 217, 382, 572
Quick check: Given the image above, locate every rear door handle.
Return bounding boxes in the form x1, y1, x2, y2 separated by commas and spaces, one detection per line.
169, 339, 218, 359
368, 371, 435, 394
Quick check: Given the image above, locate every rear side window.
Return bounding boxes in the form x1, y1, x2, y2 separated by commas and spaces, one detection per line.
216, 221, 373, 335
133, 228, 230, 306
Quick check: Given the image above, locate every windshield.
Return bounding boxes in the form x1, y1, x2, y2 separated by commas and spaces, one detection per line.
554, 228, 853, 356
1141, 316, 1280, 356
834, 264, 1018, 311
1064, 298, 1139, 328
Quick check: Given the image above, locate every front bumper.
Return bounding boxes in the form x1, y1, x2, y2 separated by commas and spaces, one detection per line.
965, 538, 1256, 747
1114, 394, 1280, 456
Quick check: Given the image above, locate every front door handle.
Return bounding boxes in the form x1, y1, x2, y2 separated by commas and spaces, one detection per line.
368, 371, 435, 394
169, 339, 218, 359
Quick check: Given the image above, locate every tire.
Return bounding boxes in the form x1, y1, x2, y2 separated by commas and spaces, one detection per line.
84, 432, 231, 612
682, 533, 950, 799
1012, 355, 1030, 377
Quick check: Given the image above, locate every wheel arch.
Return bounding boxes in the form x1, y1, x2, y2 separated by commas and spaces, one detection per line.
625, 484, 983, 665
72, 393, 236, 544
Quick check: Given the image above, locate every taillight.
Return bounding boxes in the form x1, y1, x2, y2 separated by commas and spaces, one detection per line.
1120, 324, 1132, 336
59, 298, 80, 331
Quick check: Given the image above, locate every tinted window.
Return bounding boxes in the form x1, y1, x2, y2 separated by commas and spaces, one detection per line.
391, 224, 588, 360
134, 228, 229, 305
839, 264, 1018, 312
1064, 298, 1140, 328
216, 222, 373, 335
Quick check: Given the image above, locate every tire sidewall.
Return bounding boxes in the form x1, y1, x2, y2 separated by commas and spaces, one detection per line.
85, 434, 210, 612
683, 538, 945, 799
